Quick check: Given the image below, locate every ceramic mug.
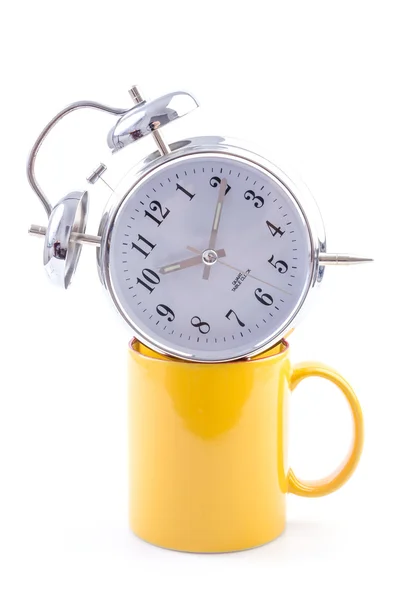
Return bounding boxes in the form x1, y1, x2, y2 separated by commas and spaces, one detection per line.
127, 339, 363, 552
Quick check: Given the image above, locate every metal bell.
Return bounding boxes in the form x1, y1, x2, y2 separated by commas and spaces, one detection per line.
107, 89, 199, 153
42, 191, 88, 289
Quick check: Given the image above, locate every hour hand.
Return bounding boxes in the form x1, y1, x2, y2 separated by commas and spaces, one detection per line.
159, 249, 226, 275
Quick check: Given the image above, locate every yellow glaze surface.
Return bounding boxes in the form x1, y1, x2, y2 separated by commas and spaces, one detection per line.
127, 340, 364, 552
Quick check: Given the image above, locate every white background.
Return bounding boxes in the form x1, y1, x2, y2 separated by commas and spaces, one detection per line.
1, 1, 396, 598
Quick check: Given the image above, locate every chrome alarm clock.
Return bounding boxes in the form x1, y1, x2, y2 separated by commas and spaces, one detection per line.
28, 85, 371, 362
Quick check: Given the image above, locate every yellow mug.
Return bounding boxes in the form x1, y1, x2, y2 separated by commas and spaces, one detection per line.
128, 339, 363, 553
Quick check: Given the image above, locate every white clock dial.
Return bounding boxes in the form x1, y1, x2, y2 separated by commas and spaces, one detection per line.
107, 152, 313, 361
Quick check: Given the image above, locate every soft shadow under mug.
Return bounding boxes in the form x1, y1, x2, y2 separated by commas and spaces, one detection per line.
127, 339, 363, 552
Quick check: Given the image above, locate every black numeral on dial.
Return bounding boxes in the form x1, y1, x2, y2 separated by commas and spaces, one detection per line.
225, 309, 245, 327
210, 176, 231, 195
191, 316, 210, 334
136, 269, 160, 293
131, 234, 156, 258
176, 183, 195, 201
266, 221, 285, 237
268, 255, 288, 274
156, 304, 175, 321
244, 189, 264, 208
254, 288, 273, 306
144, 200, 170, 226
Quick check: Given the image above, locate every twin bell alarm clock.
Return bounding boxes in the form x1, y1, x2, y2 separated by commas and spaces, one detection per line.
28, 84, 371, 362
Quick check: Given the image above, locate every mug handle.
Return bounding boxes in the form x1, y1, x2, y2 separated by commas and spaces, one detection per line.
287, 362, 364, 498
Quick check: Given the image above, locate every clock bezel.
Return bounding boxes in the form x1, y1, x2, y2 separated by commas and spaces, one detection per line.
97, 136, 326, 362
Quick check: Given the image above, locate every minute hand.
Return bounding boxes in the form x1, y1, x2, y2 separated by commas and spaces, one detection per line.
203, 177, 228, 280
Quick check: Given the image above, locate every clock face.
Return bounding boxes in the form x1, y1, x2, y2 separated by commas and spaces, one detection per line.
107, 152, 313, 361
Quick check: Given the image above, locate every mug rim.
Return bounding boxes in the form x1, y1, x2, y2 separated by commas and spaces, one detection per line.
128, 338, 290, 364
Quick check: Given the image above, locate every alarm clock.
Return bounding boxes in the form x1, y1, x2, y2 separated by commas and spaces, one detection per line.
28, 85, 371, 362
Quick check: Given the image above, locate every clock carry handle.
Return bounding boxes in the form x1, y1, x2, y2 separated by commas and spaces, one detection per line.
27, 100, 130, 218
26, 99, 133, 288
287, 363, 364, 497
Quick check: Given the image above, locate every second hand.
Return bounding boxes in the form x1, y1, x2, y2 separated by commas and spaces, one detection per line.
186, 246, 292, 296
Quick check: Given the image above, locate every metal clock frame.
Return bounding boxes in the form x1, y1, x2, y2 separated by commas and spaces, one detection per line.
97, 136, 326, 363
